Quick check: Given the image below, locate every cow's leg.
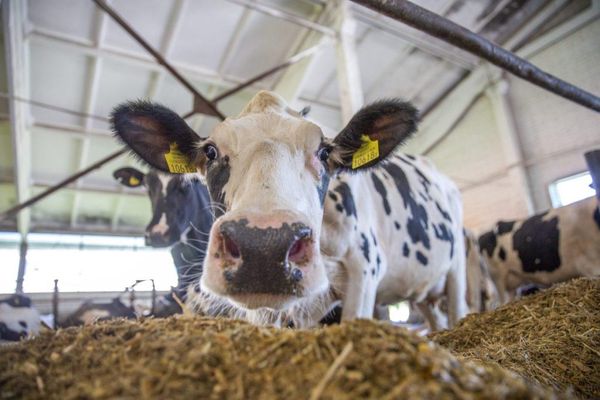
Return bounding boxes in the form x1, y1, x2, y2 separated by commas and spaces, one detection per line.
446, 245, 469, 328
340, 252, 373, 321
416, 302, 447, 331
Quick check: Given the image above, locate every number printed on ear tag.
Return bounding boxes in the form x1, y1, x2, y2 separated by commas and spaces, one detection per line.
164, 143, 197, 174
352, 135, 379, 169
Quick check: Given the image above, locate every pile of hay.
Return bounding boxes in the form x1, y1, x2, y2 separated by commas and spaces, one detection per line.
432, 277, 600, 399
1, 318, 559, 399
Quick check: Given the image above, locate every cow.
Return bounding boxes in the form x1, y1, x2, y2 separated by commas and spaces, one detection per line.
478, 196, 600, 304
0, 294, 41, 342
113, 167, 213, 315
464, 229, 498, 312
62, 297, 136, 327
110, 91, 468, 330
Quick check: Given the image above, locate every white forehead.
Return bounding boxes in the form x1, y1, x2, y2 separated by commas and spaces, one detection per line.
211, 110, 324, 153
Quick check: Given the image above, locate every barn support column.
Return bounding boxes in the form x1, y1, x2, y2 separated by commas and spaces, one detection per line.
15, 241, 28, 294
334, 0, 364, 123
485, 79, 535, 215
3, 0, 32, 292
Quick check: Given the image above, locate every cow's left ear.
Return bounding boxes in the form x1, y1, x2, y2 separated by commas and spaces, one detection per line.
329, 99, 418, 171
111, 100, 202, 174
113, 167, 145, 188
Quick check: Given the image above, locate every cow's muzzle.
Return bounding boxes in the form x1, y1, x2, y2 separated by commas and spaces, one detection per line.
214, 218, 312, 297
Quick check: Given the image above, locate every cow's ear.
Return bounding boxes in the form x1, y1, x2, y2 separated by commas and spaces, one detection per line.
113, 167, 145, 188
329, 99, 418, 172
111, 100, 202, 174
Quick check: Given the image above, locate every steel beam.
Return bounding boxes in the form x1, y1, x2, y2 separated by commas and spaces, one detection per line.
351, 0, 600, 112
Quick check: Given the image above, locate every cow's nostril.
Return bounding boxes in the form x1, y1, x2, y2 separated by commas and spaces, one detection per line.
222, 234, 240, 259
288, 238, 308, 263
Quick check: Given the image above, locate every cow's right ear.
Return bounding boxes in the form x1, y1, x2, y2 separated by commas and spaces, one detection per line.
111, 100, 202, 174
113, 167, 145, 188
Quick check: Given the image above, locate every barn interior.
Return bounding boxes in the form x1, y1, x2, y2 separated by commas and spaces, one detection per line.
0, 0, 599, 398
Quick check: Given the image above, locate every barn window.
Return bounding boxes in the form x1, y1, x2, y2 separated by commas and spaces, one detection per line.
548, 171, 595, 208
0, 233, 176, 294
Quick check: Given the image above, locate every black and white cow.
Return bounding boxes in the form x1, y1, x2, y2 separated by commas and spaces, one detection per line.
114, 167, 213, 315
0, 294, 40, 341
111, 91, 468, 330
62, 297, 136, 327
478, 196, 600, 304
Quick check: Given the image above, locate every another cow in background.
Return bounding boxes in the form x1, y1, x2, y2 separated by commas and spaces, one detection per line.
464, 229, 498, 312
111, 91, 468, 331
62, 297, 136, 327
114, 167, 214, 315
478, 196, 600, 304
0, 294, 41, 342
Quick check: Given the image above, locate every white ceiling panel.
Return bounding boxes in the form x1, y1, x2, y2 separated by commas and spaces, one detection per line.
92, 57, 153, 129
29, 42, 89, 127
103, 0, 174, 55
169, 0, 246, 72
222, 12, 305, 83
27, 0, 96, 42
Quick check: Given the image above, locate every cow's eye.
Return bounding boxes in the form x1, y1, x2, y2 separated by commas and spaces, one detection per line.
204, 144, 218, 161
317, 146, 330, 162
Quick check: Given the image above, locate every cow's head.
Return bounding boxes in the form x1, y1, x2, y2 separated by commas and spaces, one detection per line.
112, 91, 418, 311
113, 166, 204, 247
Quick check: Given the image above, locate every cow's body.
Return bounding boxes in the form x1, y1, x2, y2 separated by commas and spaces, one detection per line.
478, 196, 600, 304
317, 155, 466, 329
112, 91, 468, 330
62, 298, 136, 327
0, 295, 40, 342
114, 168, 213, 315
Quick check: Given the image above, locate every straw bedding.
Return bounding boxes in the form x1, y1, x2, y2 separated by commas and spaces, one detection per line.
1, 316, 560, 399
431, 277, 600, 399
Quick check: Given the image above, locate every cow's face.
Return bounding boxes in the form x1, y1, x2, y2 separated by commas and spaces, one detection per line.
112, 91, 418, 311
114, 167, 201, 247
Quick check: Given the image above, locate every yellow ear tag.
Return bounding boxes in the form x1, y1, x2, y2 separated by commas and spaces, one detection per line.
129, 176, 140, 186
164, 143, 197, 174
351, 135, 379, 169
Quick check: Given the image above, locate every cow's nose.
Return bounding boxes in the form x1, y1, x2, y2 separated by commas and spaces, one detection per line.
217, 218, 312, 294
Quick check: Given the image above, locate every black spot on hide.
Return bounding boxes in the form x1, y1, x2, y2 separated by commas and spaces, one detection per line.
512, 213, 561, 273
371, 172, 391, 215
594, 207, 600, 230
328, 191, 338, 202
478, 231, 497, 257
18, 320, 27, 328
416, 251, 428, 266
316, 171, 331, 207
206, 155, 230, 218
496, 220, 516, 235
335, 204, 344, 213
360, 233, 370, 262
435, 202, 452, 222
403, 242, 410, 257
333, 182, 357, 218
382, 163, 430, 250
394, 221, 401, 230
498, 247, 507, 261
432, 223, 455, 258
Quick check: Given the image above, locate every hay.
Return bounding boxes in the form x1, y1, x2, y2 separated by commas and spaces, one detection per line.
431, 277, 600, 399
0, 318, 559, 399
